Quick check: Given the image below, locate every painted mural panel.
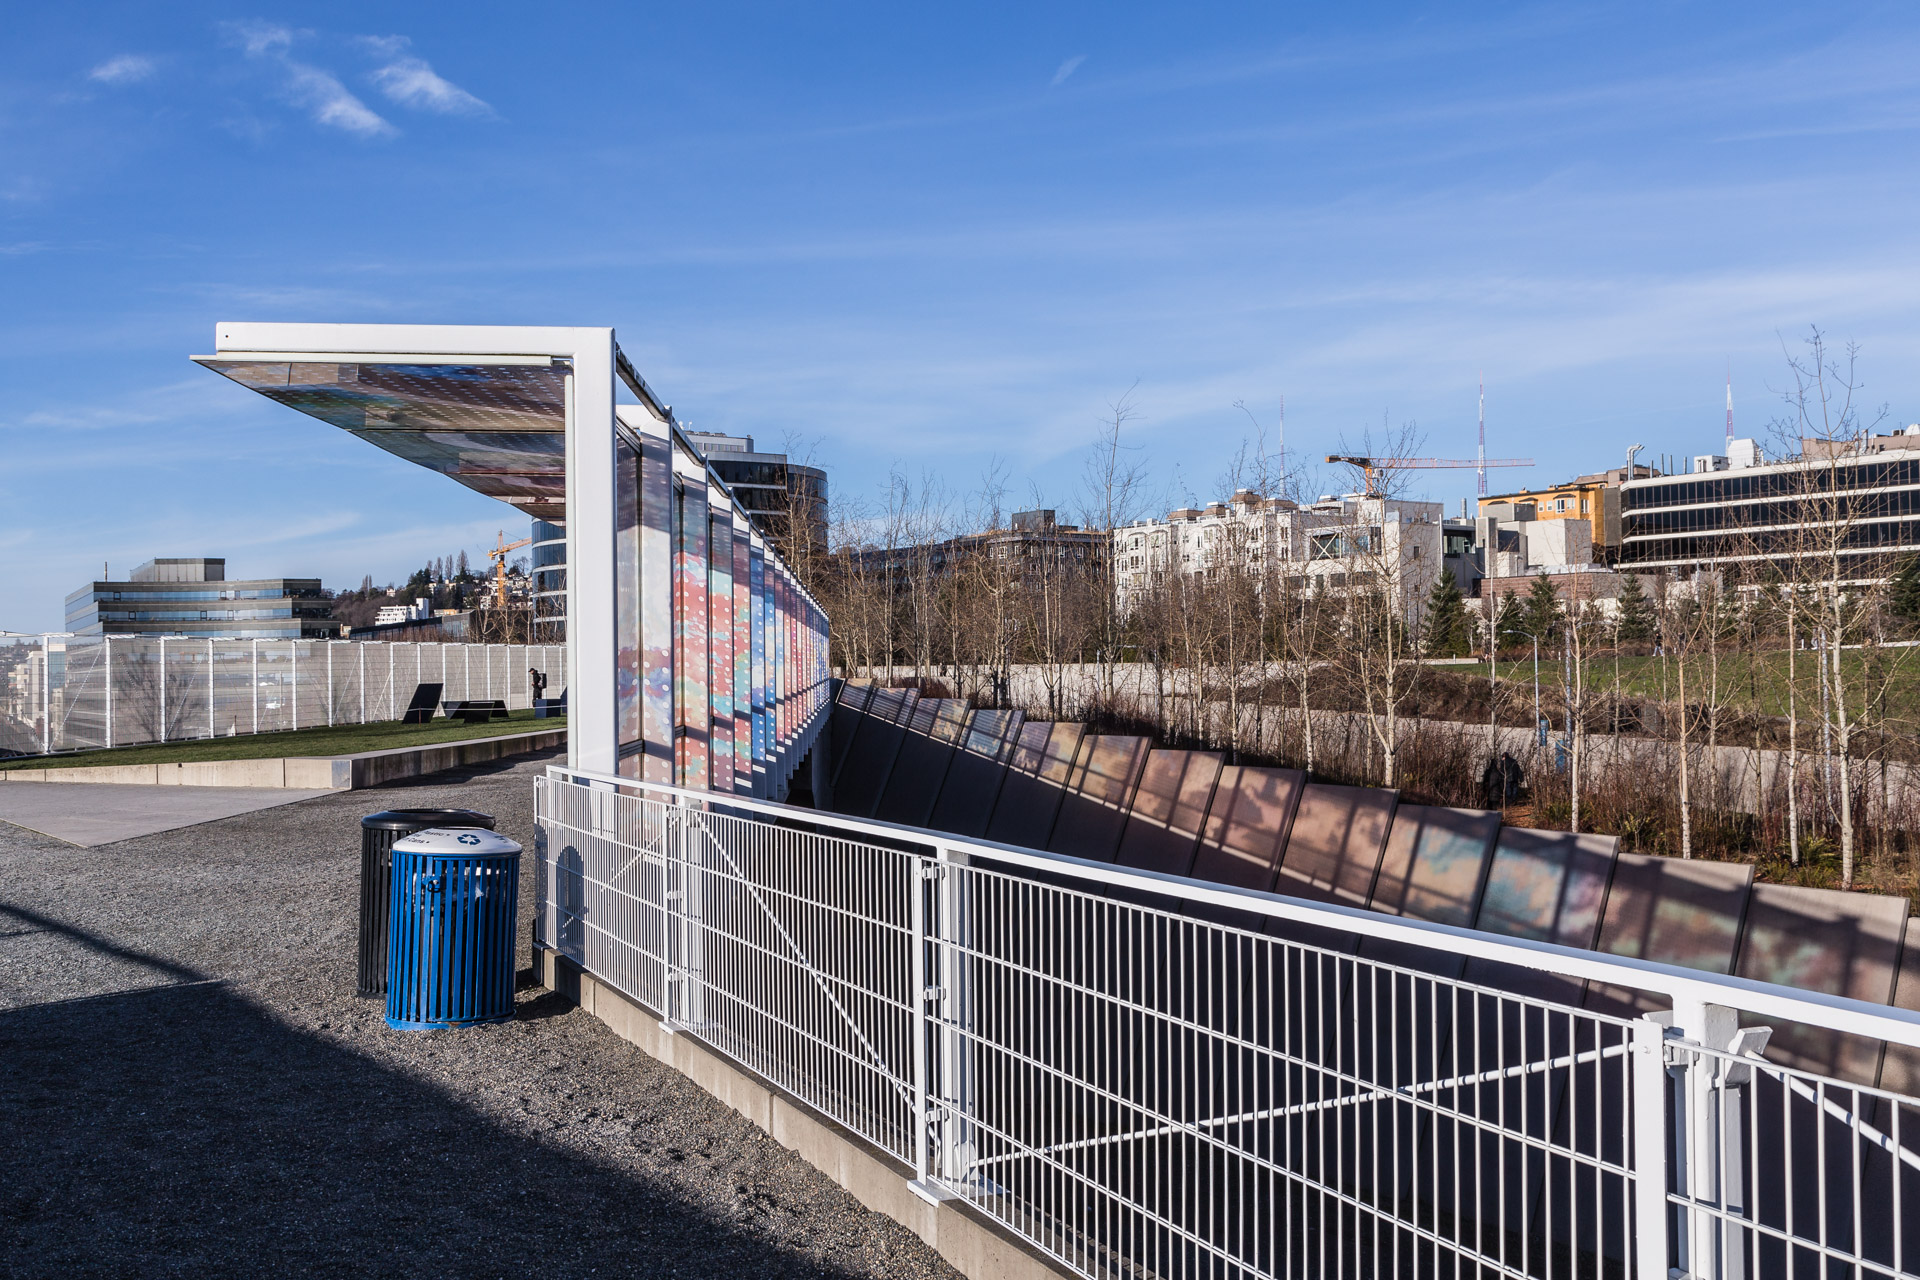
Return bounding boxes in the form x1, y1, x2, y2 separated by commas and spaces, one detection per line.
1586, 853, 1752, 1020
1882, 921, 1920, 1096
750, 546, 767, 767
1192, 766, 1302, 890
875, 699, 967, 827
1733, 883, 1907, 1082
1274, 783, 1397, 907
615, 437, 641, 748
1369, 805, 1501, 927
674, 480, 710, 789
1116, 751, 1225, 877
639, 430, 675, 783
734, 525, 752, 793
1048, 736, 1152, 862
708, 508, 735, 793
928, 708, 1023, 837
1462, 828, 1617, 1005
986, 721, 1085, 849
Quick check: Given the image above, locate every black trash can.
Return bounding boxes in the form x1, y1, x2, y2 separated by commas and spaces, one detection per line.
358, 809, 495, 997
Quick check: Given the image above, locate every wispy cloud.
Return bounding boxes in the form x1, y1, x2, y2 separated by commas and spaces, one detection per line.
225, 21, 395, 138
362, 36, 491, 116
88, 54, 156, 85
1050, 54, 1087, 88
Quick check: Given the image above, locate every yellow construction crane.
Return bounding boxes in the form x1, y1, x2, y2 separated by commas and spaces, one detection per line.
1326, 454, 1533, 498
486, 529, 532, 608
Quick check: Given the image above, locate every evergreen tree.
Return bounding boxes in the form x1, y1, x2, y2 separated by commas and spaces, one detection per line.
1616, 570, 1654, 642
1424, 567, 1470, 657
1523, 573, 1560, 644
1494, 592, 1528, 653
1889, 554, 1920, 624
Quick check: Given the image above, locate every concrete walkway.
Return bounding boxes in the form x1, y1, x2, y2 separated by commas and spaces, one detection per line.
0, 781, 336, 845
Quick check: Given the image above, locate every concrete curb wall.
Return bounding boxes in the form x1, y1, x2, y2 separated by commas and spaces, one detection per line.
533, 946, 1070, 1280
0, 728, 566, 791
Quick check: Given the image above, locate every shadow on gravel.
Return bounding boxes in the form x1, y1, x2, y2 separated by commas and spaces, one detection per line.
0, 909, 869, 1279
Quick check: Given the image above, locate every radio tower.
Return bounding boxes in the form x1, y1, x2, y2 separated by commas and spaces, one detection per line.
1725, 361, 1734, 448
1477, 373, 1487, 496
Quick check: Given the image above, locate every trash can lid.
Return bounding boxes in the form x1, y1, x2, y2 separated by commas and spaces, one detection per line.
392, 826, 523, 856
362, 808, 496, 831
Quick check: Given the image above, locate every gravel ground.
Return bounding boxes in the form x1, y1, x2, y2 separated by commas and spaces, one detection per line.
0, 750, 961, 1280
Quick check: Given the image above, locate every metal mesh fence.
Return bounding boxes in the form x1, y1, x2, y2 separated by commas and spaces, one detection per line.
0, 637, 567, 758
536, 769, 1920, 1280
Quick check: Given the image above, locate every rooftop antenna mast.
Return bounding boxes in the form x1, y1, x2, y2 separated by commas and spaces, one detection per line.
1477, 372, 1487, 497
1725, 361, 1734, 448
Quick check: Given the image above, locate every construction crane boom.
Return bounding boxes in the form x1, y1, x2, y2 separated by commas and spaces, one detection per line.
486, 529, 533, 609
1326, 454, 1534, 498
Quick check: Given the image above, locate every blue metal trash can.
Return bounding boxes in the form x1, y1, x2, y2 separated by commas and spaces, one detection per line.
385, 827, 522, 1030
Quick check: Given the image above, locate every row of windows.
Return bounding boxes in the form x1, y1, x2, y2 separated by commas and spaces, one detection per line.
1622, 458, 1920, 510
76, 588, 305, 603
1622, 489, 1920, 536
90, 608, 295, 622
1621, 518, 1920, 566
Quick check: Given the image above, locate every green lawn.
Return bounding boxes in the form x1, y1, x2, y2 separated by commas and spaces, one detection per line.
1441, 647, 1920, 718
2, 709, 565, 770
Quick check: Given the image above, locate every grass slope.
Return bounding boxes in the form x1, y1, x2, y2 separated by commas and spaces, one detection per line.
4, 709, 565, 770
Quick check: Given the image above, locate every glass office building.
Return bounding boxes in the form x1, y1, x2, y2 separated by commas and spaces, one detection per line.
65, 557, 333, 640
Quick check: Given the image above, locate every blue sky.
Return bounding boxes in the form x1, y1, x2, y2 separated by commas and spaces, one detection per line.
7, 2, 1920, 630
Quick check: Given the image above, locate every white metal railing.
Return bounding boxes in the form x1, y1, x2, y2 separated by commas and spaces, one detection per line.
534, 766, 1920, 1280
0, 635, 566, 758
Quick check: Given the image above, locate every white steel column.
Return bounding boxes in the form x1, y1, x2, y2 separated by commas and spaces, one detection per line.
291, 642, 298, 729
359, 642, 366, 724
251, 640, 259, 734
208, 639, 215, 738
104, 638, 113, 749
158, 637, 167, 743
567, 329, 618, 773
388, 644, 395, 719
41, 637, 51, 756
326, 641, 335, 727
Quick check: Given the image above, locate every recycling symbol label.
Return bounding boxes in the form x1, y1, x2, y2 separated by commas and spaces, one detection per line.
458, 833, 482, 845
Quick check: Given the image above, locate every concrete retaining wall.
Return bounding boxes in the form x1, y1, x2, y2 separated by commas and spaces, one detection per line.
0, 728, 566, 791
533, 946, 1069, 1280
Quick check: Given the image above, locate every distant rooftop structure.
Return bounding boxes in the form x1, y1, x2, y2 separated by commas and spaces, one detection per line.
131, 557, 225, 583
681, 430, 828, 558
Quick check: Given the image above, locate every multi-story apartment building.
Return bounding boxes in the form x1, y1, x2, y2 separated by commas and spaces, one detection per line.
65, 558, 333, 640
1479, 461, 1657, 565
1113, 490, 1444, 619
844, 509, 1105, 581
1618, 431, 1920, 584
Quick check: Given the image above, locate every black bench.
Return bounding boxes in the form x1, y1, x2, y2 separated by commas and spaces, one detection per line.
402, 683, 445, 725
443, 698, 510, 724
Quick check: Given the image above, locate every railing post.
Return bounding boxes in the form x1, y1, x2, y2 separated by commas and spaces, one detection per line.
1631, 1016, 1672, 1280
251, 639, 259, 734
158, 637, 167, 743
925, 847, 975, 1189
208, 639, 215, 738
663, 798, 709, 1033
105, 638, 112, 749
909, 855, 931, 1188
42, 635, 51, 755
326, 641, 335, 727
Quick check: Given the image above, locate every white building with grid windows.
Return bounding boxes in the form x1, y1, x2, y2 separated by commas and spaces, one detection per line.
1113, 489, 1444, 619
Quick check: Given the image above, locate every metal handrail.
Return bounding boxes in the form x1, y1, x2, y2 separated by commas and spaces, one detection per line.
546, 763, 1920, 1051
